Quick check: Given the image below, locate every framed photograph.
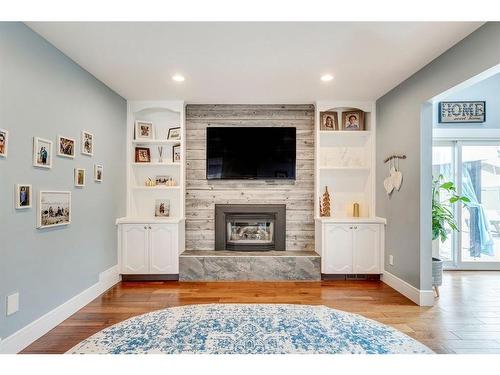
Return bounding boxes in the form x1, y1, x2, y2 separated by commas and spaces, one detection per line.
342, 110, 365, 131
155, 175, 170, 185
81, 131, 94, 156
172, 144, 181, 163
320, 112, 339, 131
15, 184, 32, 209
167, 127, 181, 140
94, 164, 103, 182
37, 191, 71, 229
155, 199, 170, 217
0, 128, 8, 158
438, 101, 486, 123
57, 135, 76, 158
33, 137, 53, 169
74, 168, 85, 187
135, 120, 154, 140
135, 147, 151, 163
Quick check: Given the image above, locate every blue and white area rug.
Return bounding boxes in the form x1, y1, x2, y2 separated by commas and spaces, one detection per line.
68, 304, 432, 354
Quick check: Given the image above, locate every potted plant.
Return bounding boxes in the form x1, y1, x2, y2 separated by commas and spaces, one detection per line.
432, 175, 469, 296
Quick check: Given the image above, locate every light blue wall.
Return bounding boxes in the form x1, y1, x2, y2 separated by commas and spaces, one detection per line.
433, 72, 500, 129
0, 23, 126, 339
376, 22, 500, 290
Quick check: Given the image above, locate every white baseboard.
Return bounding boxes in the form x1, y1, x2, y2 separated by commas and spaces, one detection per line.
0, 265, 121, 354
381, 270, 434, 306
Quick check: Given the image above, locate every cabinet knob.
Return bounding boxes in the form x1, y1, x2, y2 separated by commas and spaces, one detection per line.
144, 226, 147, 230
148, 226, 152, 229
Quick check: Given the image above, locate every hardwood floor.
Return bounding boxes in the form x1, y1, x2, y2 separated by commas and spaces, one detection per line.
21, 271, 500, 354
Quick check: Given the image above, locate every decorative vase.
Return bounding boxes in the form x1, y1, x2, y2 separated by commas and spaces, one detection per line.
158, 146, 164, 163
353, 203, 360, 217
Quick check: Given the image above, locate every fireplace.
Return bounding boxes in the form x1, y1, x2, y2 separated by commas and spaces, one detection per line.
215, 204, 286, 251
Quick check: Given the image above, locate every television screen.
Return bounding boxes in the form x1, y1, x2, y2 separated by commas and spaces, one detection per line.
206, 127, 296, 180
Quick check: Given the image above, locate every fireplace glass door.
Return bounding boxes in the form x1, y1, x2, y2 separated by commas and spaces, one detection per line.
227, 219, 274, 245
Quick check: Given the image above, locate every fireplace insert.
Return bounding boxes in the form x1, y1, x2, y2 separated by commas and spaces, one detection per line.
215, 204, 286, 251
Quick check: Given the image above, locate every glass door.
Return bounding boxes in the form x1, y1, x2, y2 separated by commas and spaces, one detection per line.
458, 142, 500, 268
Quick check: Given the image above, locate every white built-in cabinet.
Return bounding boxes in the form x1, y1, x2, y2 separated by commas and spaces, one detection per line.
120, 223, 180, 275
117, 100, 185, 277
317, 220, 385, 274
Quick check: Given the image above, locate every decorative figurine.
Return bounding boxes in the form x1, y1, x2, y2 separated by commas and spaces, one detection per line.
321, 186, 331, 217
145, 178, 156, 187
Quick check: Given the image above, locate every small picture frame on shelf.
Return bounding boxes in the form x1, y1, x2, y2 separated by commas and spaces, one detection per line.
172, 144, 181, 163
320, 112, 339, 131
37, 191, 71, 229
33, 137, 53, 169
74, 168, 85, 187
341, 110, 365, 131
81, 131, 94, 156
15, 184, 32, 209
135, 147, 151, 163
167, 127, 181, 140
0, 128, 8, 158
57, 135, 76, 158
134, 120, 154, 140
155, 175, 170, 185
155, 199, 170, 217
94, 164, 103, 182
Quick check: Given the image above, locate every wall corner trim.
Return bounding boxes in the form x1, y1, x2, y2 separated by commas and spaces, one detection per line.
381, 270, 434, 307
0, 265, 121, 354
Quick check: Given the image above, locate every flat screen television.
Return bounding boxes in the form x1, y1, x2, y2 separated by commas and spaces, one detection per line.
206, 127, 296, 180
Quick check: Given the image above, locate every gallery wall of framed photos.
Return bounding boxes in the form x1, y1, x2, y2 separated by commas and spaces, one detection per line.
6, 129, 105, 229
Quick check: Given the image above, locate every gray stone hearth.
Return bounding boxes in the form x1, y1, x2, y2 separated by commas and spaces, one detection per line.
179, 250, 321, 281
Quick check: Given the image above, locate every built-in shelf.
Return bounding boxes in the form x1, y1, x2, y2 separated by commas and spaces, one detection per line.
315, 216, 386, 224
319, 130, 371, 137
319, 166, 370, 171
132, 139, 181, 145
116, 216, 183, 224
133, 186, 181, 190
132, 162, 181, 167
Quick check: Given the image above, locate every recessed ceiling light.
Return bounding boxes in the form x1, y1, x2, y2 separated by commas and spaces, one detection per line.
321, 74, 334, 82
172, 74, 185, 82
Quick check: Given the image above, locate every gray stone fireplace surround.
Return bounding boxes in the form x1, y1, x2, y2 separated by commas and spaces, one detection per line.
215, 204, 286, 251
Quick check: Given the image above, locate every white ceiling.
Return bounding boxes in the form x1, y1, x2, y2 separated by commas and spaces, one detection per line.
27, 22, 483, 103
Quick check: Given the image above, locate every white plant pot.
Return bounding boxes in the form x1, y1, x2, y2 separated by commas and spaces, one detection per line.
432, 257, 443, 287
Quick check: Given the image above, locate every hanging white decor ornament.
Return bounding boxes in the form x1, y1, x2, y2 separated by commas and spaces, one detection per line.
392, 157, 403, 191
384, 158, 394, 195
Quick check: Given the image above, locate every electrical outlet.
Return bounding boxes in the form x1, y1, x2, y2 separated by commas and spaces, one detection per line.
6, 292, 19, 316
389, 255, 394, 266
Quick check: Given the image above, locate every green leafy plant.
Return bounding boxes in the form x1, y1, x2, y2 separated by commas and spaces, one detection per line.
432, 175, 470, 242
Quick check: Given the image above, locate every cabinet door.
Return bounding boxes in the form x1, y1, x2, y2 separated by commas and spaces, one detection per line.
149, 224, 178, 274
323, 224, 353, 274
122, 224, 149, 274
353, 224, 380, 274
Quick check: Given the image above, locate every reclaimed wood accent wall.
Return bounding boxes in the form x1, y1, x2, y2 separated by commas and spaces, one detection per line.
185, 104, 315, 251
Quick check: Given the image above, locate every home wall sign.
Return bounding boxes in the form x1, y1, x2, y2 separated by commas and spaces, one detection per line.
438, 101, 486, 123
